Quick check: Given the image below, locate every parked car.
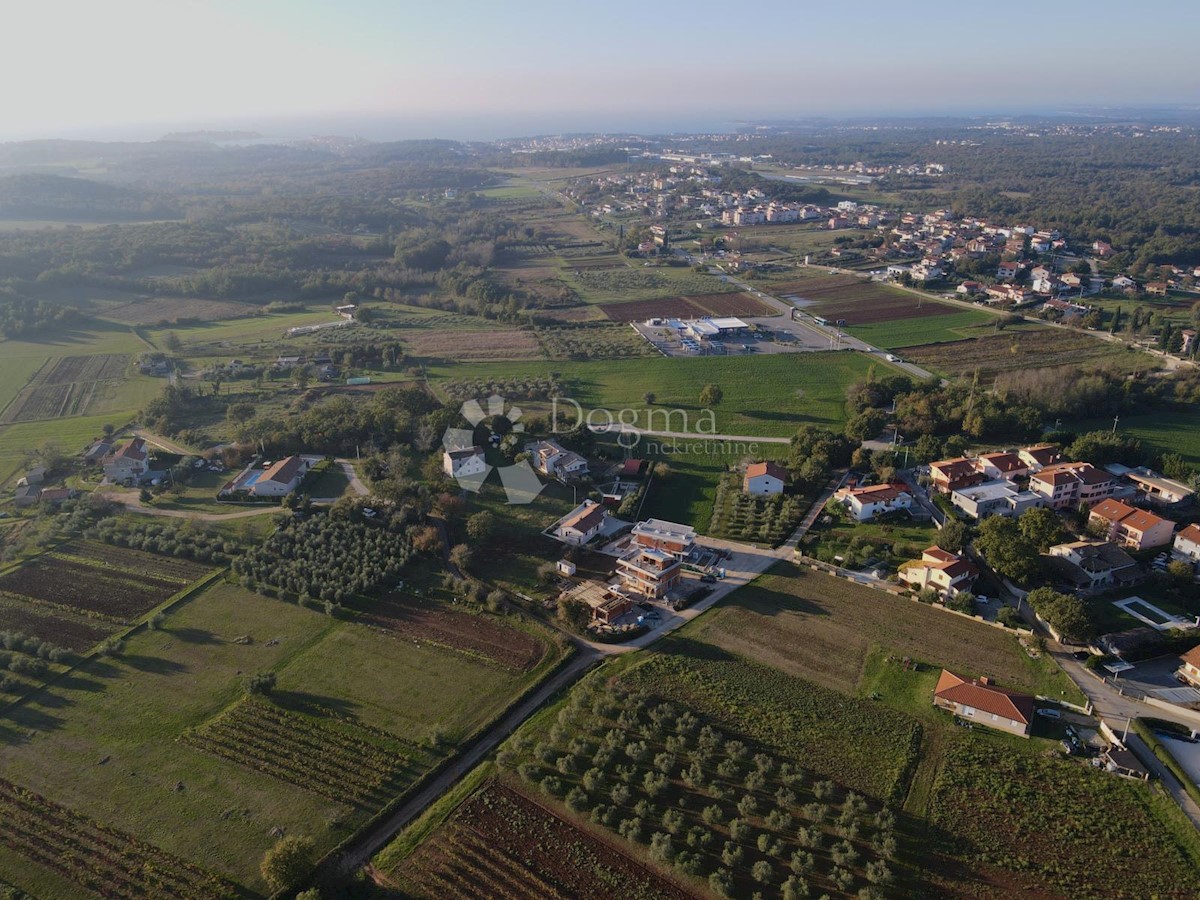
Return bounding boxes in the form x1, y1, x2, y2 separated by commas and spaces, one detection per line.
1036, 708, 1062, 719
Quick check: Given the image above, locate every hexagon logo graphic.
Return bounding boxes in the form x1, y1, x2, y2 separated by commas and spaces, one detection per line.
442, 394, 544, 504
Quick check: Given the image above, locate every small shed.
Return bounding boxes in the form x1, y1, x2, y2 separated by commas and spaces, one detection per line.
557, 559, 577, 577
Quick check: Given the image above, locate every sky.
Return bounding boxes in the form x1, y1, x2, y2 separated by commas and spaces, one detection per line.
3, 0, 1198, 141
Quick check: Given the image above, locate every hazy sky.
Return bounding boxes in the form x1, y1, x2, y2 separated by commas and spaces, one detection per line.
4, 0, 1198, 140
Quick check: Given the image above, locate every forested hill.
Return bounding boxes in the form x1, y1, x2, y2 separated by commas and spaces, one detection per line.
0, 173, 181, 221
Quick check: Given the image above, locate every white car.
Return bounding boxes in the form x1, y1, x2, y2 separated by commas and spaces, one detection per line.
1035, 708, 1062, 719
885, 354, 900, 362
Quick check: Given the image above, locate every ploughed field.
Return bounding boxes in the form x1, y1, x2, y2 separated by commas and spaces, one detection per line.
774, 275, 960, 325
0, 540, 213, 650
394, 780, 694, 900
350, 593, 547, 672
600, 292, 775, 323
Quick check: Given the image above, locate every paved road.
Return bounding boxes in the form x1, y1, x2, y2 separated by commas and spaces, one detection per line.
332, 648, 603, 874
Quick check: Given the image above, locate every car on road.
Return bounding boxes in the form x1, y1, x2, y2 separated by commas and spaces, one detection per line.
1036, 708, 1062, 719
1071, 650, 1090, 661
885, 354, 901, 362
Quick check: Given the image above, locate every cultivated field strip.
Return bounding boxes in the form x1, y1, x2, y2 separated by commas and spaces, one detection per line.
0, 778, 238, 899
0, 353, 130, 423
398, 782, 691, 900
183, 699, 413, 807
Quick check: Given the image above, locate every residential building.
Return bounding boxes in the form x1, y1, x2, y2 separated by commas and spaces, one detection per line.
1029, 462, 1120, 510
1111, 275, 1138, 292
900, 547, 979, 597
1177, 645, 1200, 688
1172, 524, 1200, 564
929, 458, 985, 494
616, 548, 683, 599
14, 485, 40, 508
102, 438, 149, 484
933, 670, 1033, 738
555, 500, 607, 545
1146, 282, 1169, 297
443, 446, 487, 479
957, 281, 983, 295
16, 466, 46, 487
974, 452, 1029, 481
1046, 540, 1140, 592
1088, 499, 1175, 550
248, 456, 310, 498
1122, 468, 1194, 506
528, 439, 589, 480
1018, 443, 1062, 473
950, 480, 1044, 520
565, 581, 632, 626
835, 482, 914, 522
82, 439, 113, 463
996, 261, 1021, 281
630, 519, 695, 558
38, 487, 73, 506
743, 461, 788, 496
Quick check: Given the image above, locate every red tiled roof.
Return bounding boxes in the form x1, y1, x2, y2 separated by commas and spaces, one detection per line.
978, 452, 1024, 472
561, 503, 606, 533
111, 438, 147, 462
845, 482, 910, 502
923, 546, 957, 563
1177, 524, 1200, 546
935, 670, 1033, 725
930, 458, 977, 480
259, 455, 306, 486
1181, 645, 1200, 669
1090, 498, 1137, 522
745, 461, 789, 482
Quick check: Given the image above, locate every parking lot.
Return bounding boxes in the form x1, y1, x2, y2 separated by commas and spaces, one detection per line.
630, 316, 834, 357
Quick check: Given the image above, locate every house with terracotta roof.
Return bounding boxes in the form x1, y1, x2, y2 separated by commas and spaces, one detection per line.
1088, 499, 1175, 551
900, 547, 979, 597
554, 500, 608, 545
1177, 645, 1200, 688
974, 451, 1030, 481
1029, 462, 1120, 510
1172, 524, 1200, 565
248, 456, 311, 498
929, 458, 985, 494
835, 482, 914, 522
933, 670, 1034, 737
743, 461, 788, 496
102, 438, 150, 484
1018, 443, 1062, 473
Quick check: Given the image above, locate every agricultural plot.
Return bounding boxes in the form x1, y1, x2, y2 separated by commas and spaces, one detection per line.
536, 322, 657, 359
0, 354, 131, 423
568, 268, 734, 304
0, 778, 237, 900
183, 697, 421, 809
399, 329, 544, 361
350, 594, 547, 671
779, 276, 989, 333
622, 640, 920, 803
0, 541, 212, 651
929, 734, 1200, 898
392, 780, 693, 900
428, 352, 875, 438
900, 324, 1152, 378
99, 297, 258, 326
493, 674, 904, 896
685, 564, 1078, 701
599, 292, 777, 323
0, 580, 567, 894
0, 357, 47, 421
707, 476, 809, 545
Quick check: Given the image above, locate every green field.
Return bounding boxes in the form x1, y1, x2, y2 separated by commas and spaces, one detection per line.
0, 578, 566, 896
0, 357, 48, 418
429, 351, 875, 438
566, 265, 735, 304
0, 320, 151, 359
847, 309, 995, 349
1073, 405, 1200, 467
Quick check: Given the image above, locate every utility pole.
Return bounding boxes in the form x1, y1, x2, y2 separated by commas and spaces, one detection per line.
1112, 415, 1120, 435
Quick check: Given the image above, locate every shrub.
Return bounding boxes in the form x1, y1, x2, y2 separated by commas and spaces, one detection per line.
260, 836, 315, 893
244, 672, 276, 695
751, 859, 773, 884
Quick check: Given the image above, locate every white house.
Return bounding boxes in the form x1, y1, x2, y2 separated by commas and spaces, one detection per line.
900, 547, 979, 597
554, 500, 608, 545
102, 438, 149, 484
951, 481, 1044, 520
743, 461, 787, 496
443, 446, 487, 479
1046, 540, 1140, 592
528, 440, 589, 479
249, 456, 310, 497
1172, 524, 1200, 565
835, 482, 914, 522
